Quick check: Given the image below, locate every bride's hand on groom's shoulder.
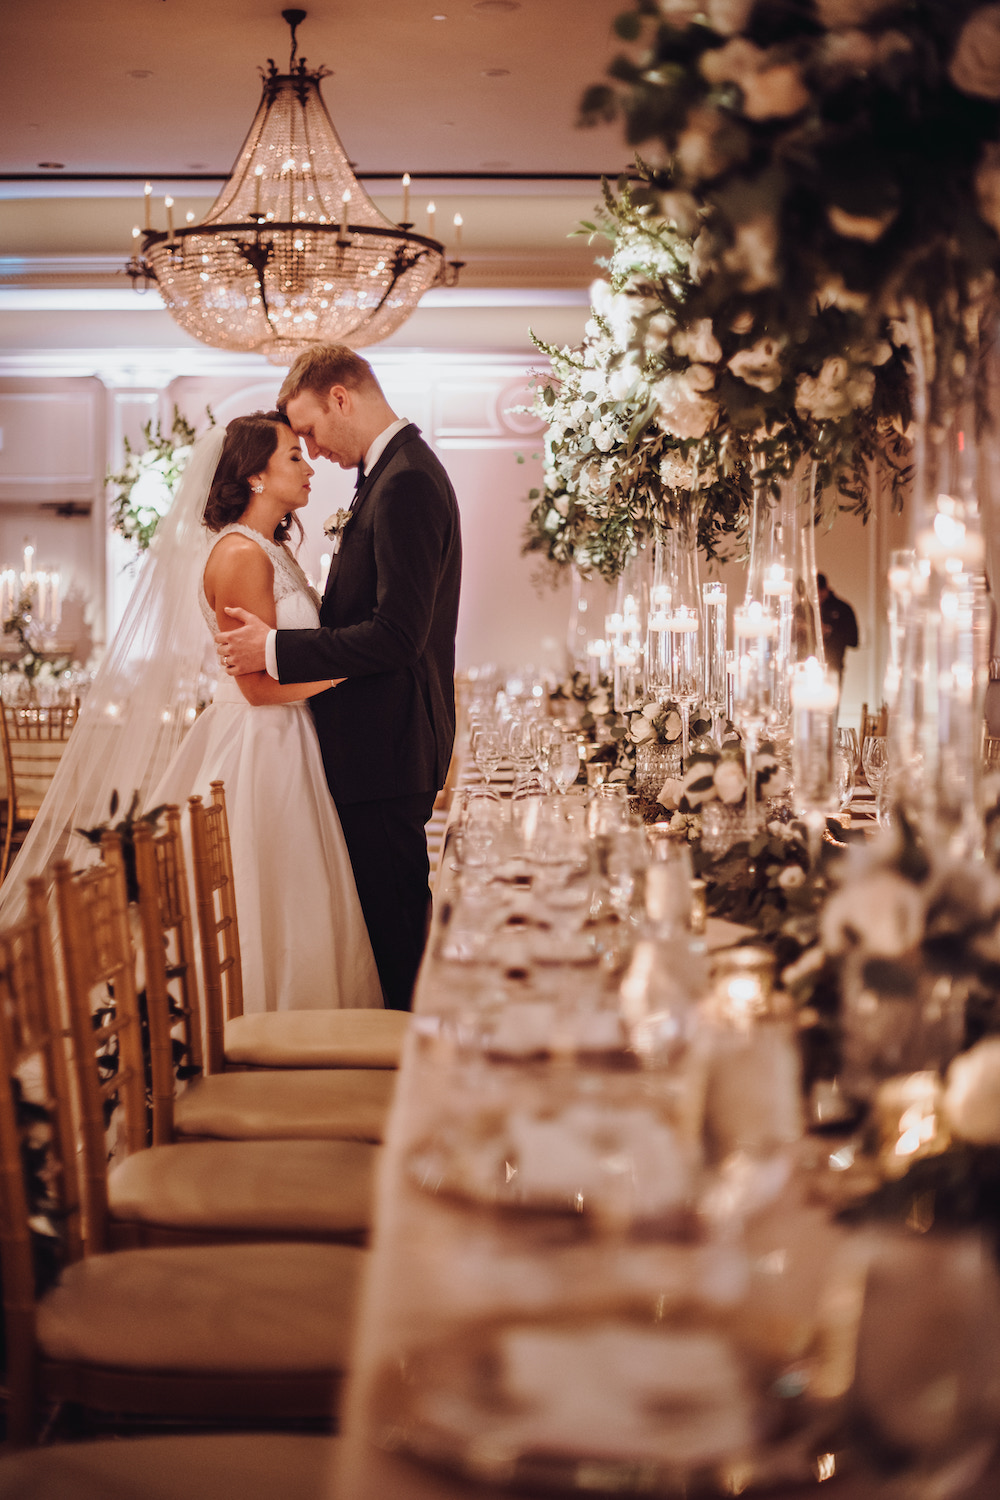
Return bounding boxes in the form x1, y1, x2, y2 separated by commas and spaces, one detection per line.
215, 607, 268, 676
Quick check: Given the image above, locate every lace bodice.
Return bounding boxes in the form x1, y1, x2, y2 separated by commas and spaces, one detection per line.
200, 523, 321, 633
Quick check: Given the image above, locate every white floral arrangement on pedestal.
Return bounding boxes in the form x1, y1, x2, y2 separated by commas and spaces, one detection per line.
107, 406, 214, 552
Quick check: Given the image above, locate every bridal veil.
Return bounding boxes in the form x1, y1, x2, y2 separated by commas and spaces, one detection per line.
0, 424, 226, 924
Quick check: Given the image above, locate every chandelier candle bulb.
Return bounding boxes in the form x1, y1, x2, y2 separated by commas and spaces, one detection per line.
427, 201, 436, 237
340, 190, 350, 238
164, 196, 175, 242
254, 165, 263, 216
143, 181, 152, 230
401, 173, 410, 222
21, 545, 33, 584
453, 212, 463, 248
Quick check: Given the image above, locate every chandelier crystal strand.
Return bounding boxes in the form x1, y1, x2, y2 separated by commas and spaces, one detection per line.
131, 10, 456, 364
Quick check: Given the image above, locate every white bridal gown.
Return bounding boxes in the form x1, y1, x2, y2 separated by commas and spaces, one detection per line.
152, 523, 383, 1013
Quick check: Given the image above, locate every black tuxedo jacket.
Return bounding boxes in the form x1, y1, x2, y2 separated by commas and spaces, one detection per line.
275, 423, 462, 807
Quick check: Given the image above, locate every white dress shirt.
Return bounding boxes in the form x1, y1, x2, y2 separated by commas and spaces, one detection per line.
264, 418, 410, 680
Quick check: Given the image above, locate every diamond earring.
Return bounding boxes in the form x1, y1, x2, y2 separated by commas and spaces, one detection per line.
251, 483, 264, 494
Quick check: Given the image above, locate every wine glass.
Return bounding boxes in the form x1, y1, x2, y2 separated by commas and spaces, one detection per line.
506, 715, 535, 779
862, 735, 888, 793
549, 732, 582, 794
474, 727, 502, 787
835, 745, 855, 810
836, 726, 860, 774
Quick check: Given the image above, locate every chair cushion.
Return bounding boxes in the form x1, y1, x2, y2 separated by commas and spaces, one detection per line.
173, 1070, 395, 1143
224, 1009, 409, 1069
0, 1434, 340, 1500
108, 1140, 379, 1234
37, 1243, 362, 1372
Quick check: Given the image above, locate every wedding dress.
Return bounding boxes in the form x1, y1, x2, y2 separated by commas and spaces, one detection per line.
150, 522, 383, 1013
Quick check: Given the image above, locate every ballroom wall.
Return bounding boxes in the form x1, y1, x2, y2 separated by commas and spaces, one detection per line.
0, 325, 898, 725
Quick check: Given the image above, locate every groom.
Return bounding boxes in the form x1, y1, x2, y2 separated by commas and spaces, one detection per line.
217, 346, 462, 1011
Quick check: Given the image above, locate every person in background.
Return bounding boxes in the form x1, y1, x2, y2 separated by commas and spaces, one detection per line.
817, 572, 859, 682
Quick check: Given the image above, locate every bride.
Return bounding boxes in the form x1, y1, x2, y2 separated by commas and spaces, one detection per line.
0, 413, 382, 1013
150, 412, 382, 1012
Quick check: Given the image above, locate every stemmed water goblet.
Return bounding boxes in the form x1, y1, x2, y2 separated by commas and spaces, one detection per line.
549, 731, 582, 794
473, 727, 502, 787
863, 735, 892, 827
506, 715, 535, 783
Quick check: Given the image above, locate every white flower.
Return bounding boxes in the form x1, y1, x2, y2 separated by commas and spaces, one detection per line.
722, 216, 779, 292
706, 0, 755, 34
657, 777, 684, 811
827, 204, 897, 243
673, 318, 723, 364
631, 717, 656, 744
795, 357, 875, 421
820, 870, 926, 957
945, 1038, 1000, 1143
778, 864, 806, 891
653, 371, 718, 440
662, 709, 682, 740
713, 759, 747, 804
950, 5, 1000, 99
680, 760, 716, 809
700, 39, 809, 121
727, 336, 785, 392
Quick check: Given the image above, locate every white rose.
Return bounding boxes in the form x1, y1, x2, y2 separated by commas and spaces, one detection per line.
673, 318, 723, 364
657, 777, 684, 811
653, 372, 718, 440
662, 709, 682, 741
820, 871, 926, 957
713, 759, 747, 804
950, 5, 1000, 100
631, 717, 655, 744
706, 0, 755, 34
700, 39, 809, 121
727, 336, 785, 392
945, 1038, 1000, 1143
778, 864, 806, 891
723, 216, 779, 292
641, 701, 662, 723
680, 760, 716, 809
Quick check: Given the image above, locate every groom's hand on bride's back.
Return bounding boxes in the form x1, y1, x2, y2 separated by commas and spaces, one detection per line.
215, 607, 268, 675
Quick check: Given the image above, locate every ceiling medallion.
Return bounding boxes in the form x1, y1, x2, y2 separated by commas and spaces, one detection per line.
127, 9, 462, 366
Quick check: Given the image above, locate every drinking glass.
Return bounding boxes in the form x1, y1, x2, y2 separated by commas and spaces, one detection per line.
862, 735, 888, 793
836, 726, 860, 773
474, 727, 502, 787
835, 746, 855, 810
506, 715, 535, 778
549, 732, 582, 794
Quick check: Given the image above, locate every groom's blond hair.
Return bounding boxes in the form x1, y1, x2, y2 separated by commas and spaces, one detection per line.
277, 346, 382, 408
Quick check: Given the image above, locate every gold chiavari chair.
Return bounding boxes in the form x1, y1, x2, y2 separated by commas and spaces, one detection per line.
0, 855, 368, 1443
126, 789, 395, 1145
82, 813, 378, 1248
0, 700, 78, 879
189, 781, 408, 1072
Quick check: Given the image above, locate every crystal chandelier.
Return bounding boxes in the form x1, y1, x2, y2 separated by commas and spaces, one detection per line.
128, 9, 460, 367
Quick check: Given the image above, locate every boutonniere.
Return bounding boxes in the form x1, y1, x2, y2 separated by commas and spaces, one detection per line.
323, 508, 353, 555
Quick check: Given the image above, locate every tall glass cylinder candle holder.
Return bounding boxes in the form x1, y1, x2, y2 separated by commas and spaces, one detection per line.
702, 580, 727, 736
647, 583, 672, 695
791, 656, 839, 862
668, 607, 701, 762
733, 601, 779, 832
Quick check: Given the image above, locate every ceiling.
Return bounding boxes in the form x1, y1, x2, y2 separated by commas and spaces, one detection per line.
0, 0, 635, 362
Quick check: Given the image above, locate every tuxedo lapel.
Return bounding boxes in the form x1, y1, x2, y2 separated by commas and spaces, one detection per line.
321, 424, 419, 610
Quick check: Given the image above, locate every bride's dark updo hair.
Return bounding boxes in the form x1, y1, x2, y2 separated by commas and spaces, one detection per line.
202, 411, 302, 543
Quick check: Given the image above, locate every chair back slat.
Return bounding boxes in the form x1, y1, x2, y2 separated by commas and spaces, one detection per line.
54, 834, 147, 1253
133, 808, 203, 1144
0, 877, 83, 1445
188, 782, 244, 1075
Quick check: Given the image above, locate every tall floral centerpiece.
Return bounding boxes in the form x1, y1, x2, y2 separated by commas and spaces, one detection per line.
107, 407, 213, 553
